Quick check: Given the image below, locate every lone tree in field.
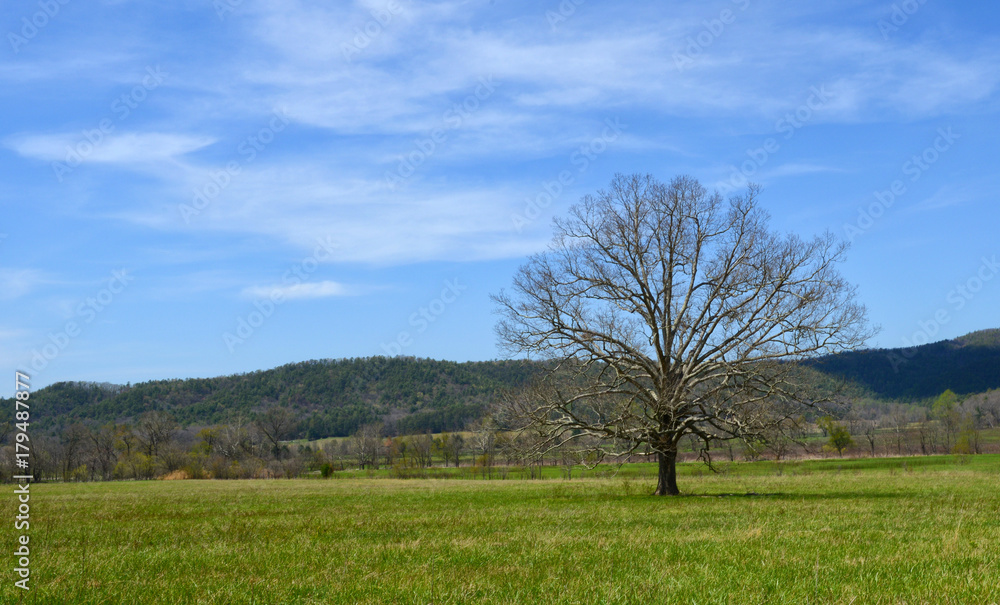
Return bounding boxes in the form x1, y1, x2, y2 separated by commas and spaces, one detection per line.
493, 174, 873, 495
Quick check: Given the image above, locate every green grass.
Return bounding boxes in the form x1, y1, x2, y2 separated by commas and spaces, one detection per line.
4, 455, 1000, 604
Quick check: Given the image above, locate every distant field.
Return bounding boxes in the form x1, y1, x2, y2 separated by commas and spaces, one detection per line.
3, 455, 1000, 604
298, 426, 1000, 465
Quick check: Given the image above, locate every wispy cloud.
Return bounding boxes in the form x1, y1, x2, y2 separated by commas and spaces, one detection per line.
0, 269, 47, 300
908, 184, 976, 213
5, 132, 215, 165
6, 0, 1000, 269
240, 280, 365, 301
764, 163, 844, 179
115, 160, 545, 264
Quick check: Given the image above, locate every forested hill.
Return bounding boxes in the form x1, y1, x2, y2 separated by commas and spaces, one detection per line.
9, 329, 1000, 437
17, 358, 539, 438
803, 329, 1000, 401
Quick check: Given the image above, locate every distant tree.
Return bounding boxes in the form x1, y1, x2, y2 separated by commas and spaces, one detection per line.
218, 415, 254, 460
916, 414, 935, 455
932, 390, 961, 451
975, 389, 1000, 428
136, 411, 177, 460
469, 418, 499, 477
412, 433, 433, 468
862, 420, 878, 457
819, 417, 853, 457
889, 407, 910, 455
114, 424, 142, 478
433, 432, 466, 467
450, 433, 465, 467
61, 423, 90, 480
763, 422, 795, 461
195, 427, 221, 455
494, 174, 873, 495
722, 439, 737, 462
89, 423, 120, 480
254, 406, 296, 460
351, 423, 382, 470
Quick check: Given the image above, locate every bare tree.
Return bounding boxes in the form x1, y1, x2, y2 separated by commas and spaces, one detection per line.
114, 424, 143, 479
351, 423, 382, 470
469, 418, 499, 478
89, 423, 120, 480
61, 423, 90, 480
975, 390, 1000, 429
254, 406, 296, 460
449, 433, 465, 467
494, 174, 873, 495
136, 411, 177, 460
889, 406, 910, 455
763, 420, 797, 461
218, 414, 255, 460
862, 420, 879, 458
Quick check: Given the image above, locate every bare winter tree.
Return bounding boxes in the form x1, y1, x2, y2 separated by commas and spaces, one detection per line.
351, 423, 382, 470
493, 174, 874, 495
862, 420, 879, 457
89, 423, 120, 481
136, 410, 177, 460
254, 406, 296, 460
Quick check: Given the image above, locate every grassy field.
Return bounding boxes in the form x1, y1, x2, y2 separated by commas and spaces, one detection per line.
3, 455, 999, 604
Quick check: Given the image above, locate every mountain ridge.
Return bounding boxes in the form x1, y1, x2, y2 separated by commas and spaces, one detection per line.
9, 329, 999, 437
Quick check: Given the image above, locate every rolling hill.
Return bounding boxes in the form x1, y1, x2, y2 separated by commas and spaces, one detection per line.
8, 329, 1000, 438
803, 329, 1000, 400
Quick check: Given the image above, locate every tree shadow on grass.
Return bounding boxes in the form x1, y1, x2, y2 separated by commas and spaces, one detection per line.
560, 488, 913, 503
681, 490, 910, 500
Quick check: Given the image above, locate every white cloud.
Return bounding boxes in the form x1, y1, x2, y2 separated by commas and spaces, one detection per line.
11, 0, 1000, 268
242, 2, 1000, 134
241, 280, 363, 301
5, 132, 215, 164
113, 158, 550, 265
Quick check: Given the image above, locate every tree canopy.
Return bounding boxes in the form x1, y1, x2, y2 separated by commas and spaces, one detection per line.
494, 174, 874, 495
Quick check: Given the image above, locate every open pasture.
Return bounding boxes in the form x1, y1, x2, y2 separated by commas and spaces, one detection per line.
4, 455, 999, 604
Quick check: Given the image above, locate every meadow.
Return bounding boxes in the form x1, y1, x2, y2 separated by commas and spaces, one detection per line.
3, 455, 999, 604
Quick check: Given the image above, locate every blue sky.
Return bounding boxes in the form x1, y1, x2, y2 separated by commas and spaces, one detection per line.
2, 0, 999, 395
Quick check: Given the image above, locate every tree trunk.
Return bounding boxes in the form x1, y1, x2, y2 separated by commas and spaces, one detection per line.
654, 450, 679, 496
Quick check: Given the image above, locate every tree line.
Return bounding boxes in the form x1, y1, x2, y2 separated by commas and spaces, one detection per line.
2, 387, 998, 483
